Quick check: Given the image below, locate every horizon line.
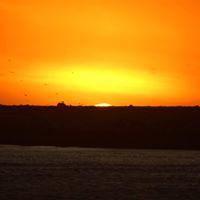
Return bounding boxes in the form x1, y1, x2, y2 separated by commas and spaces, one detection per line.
0, 104, 199, 108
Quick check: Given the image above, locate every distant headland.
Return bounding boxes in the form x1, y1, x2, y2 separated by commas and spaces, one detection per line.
0, 104, 200, 149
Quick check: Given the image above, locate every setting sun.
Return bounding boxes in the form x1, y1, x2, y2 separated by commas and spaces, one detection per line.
95, 103, 112, 107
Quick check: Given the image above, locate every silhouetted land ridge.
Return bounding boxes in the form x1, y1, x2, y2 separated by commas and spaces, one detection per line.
0, 105, 200, 149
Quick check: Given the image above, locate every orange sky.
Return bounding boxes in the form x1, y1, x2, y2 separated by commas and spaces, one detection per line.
0, 0, 200, 106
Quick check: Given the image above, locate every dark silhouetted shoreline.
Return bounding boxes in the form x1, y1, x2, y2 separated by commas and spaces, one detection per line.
0, 105, 200, 149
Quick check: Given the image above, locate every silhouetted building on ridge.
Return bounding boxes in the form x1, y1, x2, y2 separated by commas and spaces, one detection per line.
57, 101, 67, 108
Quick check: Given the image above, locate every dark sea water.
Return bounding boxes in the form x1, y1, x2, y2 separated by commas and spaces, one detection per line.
1, 146, 200, 200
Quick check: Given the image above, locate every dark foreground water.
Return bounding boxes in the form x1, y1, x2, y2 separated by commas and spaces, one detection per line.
1, 146, 200, 200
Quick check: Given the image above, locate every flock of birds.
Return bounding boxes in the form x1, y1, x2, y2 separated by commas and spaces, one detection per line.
4, 58, 64, 103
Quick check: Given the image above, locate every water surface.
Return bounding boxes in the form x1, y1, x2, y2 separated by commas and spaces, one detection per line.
1, 145, 200, 200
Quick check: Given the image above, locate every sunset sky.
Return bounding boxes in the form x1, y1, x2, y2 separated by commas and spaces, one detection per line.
0, 0, 200, 106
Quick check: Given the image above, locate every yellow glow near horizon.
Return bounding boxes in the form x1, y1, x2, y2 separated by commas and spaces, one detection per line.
7, 63, 183, 106
0, 63, 190, 106
36, 64, 171, 97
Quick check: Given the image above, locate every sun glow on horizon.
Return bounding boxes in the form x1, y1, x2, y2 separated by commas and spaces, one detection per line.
95, 103, 112, 107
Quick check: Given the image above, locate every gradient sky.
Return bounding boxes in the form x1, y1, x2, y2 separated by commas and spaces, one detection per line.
0, 0, 200, 106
